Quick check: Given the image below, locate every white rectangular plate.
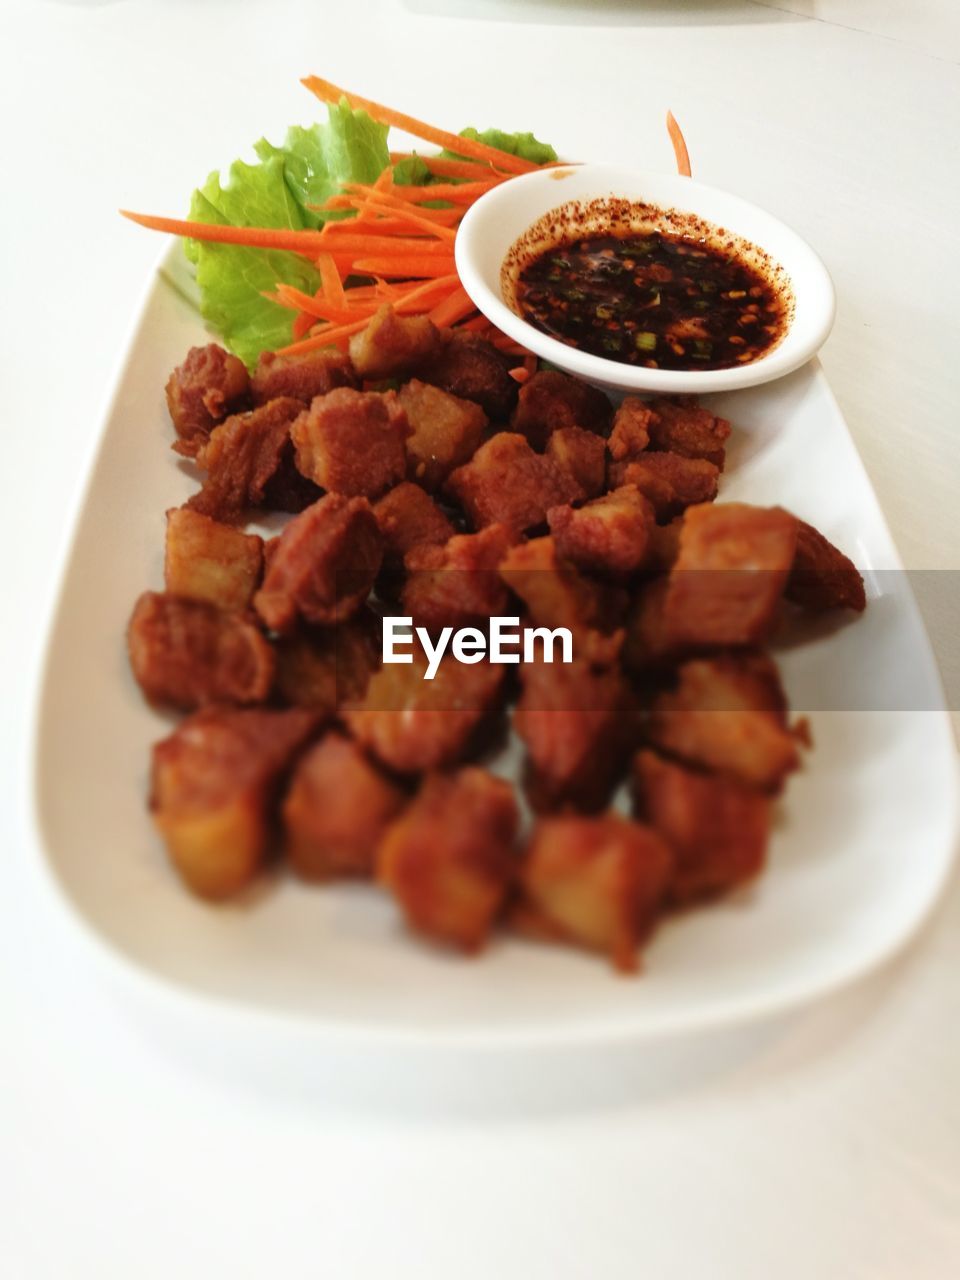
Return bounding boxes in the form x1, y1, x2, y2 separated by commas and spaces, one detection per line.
32, 246, 958, 1051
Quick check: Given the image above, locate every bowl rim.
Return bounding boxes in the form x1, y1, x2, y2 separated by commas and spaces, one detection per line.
454, 162, 837, 394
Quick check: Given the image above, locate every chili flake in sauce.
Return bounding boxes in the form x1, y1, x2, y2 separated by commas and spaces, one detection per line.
515, 232, 788, 371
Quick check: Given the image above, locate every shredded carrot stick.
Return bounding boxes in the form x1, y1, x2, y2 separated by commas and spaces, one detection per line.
301, 77, 538, 175
269, 285, 371, 325
428, 286, 476, 327
321, 194, 461, 225
508, 366, 530, 384
377, 179, 502, 203
391, 274, 461, 310
278, 314, 374, 356
120, 210, 328, 255
335, 193, 457, 240
292, 311, 317, 340
316, 251, 344, 305
351, 255, 457, 278
666, 110, 691, 178
315, 231, 453, 255
389, 152, 497, 180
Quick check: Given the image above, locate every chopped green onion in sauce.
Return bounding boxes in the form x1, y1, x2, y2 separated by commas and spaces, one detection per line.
516, 231, 788, 371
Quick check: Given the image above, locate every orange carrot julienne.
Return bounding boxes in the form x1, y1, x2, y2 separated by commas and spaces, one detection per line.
666, 110, 691, 178
428, 286, 476, 327
316, 252, 344, 305
335, 193, 458, 240
278, 315, 373, 356
508, 366, 531, 384
301, 77, 538, 175
120, 210, 329, 254
292, 311, 317, 340
378, 179, 502, 203
351, 255, 457, 278
315, 231, 453, 255
389, 152, 497, 180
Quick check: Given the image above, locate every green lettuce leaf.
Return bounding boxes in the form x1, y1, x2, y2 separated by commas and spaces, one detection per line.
446, 127, 557, 166
186, 103, 389, 366
184, 107, 554, 367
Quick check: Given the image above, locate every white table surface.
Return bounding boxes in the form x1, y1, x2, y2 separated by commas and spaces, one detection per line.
3, 1, 959, 1276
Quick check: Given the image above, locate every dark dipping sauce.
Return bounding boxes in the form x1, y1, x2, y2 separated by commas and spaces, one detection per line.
515, 231, 788, 372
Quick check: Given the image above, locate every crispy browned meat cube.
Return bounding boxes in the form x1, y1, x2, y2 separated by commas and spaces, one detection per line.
607, 396, 656, 461
377, 768, 518, 951
164, 508, 263, 613
648, 653, 801, 791
254, 494, 382, 633
291, 387, 410, 498
662, 502, 799, 647
446, 433, 576, 532
127, 591, 274, 710
548, 485, 655, 576
786, 519, 866, 613
344, 647, 505, 774
645, 516, 684, 571
402, 523, 517, 631
511, 369, 611, 448
415, 329, 518, 420
348, 305, 442, 380
623, 578, 679, 671
282, 732, 407, 880
545, 426, 606, 499
500, 536, 625, 666
608, 452, 720, 520
165, 344, 250, 459
633, 750, 770, 904
250, 348, 356, 406
373, 481, 456, 567
398, 379, 488, 492
186, 396, 305, 522
515, 815, 672, 971
514, 658, 634, 811
150, 706, 319, 899
647, 397, 731, 468
273, 611, 381, 713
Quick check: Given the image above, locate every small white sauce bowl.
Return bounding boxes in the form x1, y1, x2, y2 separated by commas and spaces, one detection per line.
455, 163, 836, 395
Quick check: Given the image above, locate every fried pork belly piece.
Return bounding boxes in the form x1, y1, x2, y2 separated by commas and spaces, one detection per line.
402, 523, 517, 632
648, 653, 801, 791
415, 329, 518, 420
253, 493, 382, 633
127, 591, 274, 710
647, 397, 731, 468
282, 732, 406, 880
250, 348, 356, 406
623, 578, 679, 671
187, 396, 304, 522
398, 379, 488, 492
607, 452, 720, 521
273, 611, 381, 713
547, 485, 655, 576
290, 387, 410, 498
348, 305, 442, 380
500, 536, 625, 666
511, 369, 611, 448
446, 433, 576, 532
515, 815, 672, 972
786, 519, 867, 613
344, 647, 505, 774
545, 426, 606, 499
150, 706, 319, 899
607, 396, 656, 461
373, 481, 456, 567
633, 750, 770, 905
164, 508, 263, 613
513, 658, 635, 811
645, 516, 684, 571
377, 768, 518, 952
165, 344, 250, 459
662, 503, 799, 647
